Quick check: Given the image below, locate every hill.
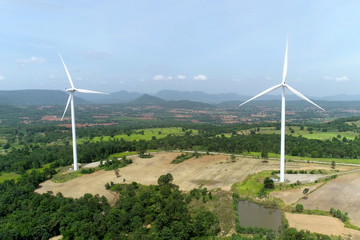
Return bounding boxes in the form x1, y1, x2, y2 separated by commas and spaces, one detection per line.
130, 94, 166, 105
78, 90, 142, 104
155, 90, 246, 104
131, 94, 213, 109
0, 90, 89, 105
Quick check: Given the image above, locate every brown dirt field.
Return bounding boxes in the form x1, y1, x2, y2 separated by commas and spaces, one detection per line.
270, 182, 323, 205
36, 152, 286, 202
36, 170, 118, 203
36, 153, 358, 203
298, 171, 360, 227
286, 213, 360, 239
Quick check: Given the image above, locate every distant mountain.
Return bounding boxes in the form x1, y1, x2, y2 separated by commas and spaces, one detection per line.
154, 90, 318, 104
130, 94, 166, 105
0, 90, 89, 105
131, 94, 213, 109
317, 94, 360, 101
155, 90, 246, 104
78, 90, 142, 104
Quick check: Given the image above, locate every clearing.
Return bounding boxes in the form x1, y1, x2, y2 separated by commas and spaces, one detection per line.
36, 152, 352, 202
298, 170, 360, 227
286, 213, 360, 239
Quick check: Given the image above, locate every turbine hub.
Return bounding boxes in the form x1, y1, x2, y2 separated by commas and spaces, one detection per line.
66, 88, 76, 93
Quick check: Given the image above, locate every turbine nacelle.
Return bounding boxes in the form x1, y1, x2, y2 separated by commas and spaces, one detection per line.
65, 88, 76, 93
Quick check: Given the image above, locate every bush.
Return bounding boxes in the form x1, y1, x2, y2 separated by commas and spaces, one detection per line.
295, 204, 304, 213
263, 177, 274, 189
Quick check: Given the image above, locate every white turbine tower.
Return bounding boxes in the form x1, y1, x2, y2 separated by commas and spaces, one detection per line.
59, 53, 108, 171
239, 38, 325, 182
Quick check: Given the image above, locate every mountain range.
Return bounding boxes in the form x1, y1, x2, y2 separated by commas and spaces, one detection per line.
1, 89, 360, 106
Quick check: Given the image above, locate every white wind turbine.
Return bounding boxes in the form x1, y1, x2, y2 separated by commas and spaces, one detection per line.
59, 53, 108, 171
239, 38, 325, 182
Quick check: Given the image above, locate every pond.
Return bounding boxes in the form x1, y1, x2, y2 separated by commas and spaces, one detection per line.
238, 200, 282, 232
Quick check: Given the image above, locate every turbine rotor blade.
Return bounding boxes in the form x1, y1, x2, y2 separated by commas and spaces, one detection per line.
61, 94, 72, 120
285, 84, 325, 111
239, 84, 282, 107
58, 53, 75, 89
282, 37, 288, 84
75, 88, 109, 94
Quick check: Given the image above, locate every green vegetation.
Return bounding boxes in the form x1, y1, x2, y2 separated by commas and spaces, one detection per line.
0, 172, 20, 183
330, 208, 349, 222
250, 125, 359, 141
295, 204, 304, 213
52, 169, 84, 183
232, 171, 276, 198
0, 171, 221, 239
81, 127, 199, 143
171, 151, 202, 164
3, 104, 360, 238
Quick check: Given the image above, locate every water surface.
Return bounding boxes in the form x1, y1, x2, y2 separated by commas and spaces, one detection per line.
238, 200, 282, 231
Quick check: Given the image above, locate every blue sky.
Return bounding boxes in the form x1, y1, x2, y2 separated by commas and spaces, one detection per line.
1, 0, 360, 96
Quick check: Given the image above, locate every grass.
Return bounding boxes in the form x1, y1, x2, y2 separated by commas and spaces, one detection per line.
240, 151, 360, 165
26, 163, 53, 174
232, 171, 274, 198
51, 167, 84, 183
107, 149, 159, 160
247, 126, 359, 141
78, 127, 198, 143
107, 151, 138, 160
0, 172, 20, 183
0, 163, 55, 183
187, 189, 235, 236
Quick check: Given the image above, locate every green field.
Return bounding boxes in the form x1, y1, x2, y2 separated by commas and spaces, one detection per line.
232, 171, 273, 197
247, 126, 359, 141
0, 163, 54, 183
0, 172, 21, 183
241, 151, 360, 165
79, 127, 198, 143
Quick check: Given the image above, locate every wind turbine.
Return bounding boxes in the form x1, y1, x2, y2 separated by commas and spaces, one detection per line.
239, 38, 325, 182
59, 53, 108, 171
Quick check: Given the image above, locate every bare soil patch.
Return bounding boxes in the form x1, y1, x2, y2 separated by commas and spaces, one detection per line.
270, 182, 323, 205
36, 152, 284, 201
37, 153, 358, 201
298, 170, 360, 227
286, 213, 360, 239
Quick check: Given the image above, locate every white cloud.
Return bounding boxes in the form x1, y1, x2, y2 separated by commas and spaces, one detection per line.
232, 78, 242, 82
76, 77, 83, 81
0, 75, 4, 81
323, 75, 349, 82
335, 76, 349, 82
153, 74, 166, 81
153, 74, 173, 81
265, 76, 272, 81
177, 75, 186, 80
16, 56, 46, 66
139, 79, 145, 83
193, 74, 207, 81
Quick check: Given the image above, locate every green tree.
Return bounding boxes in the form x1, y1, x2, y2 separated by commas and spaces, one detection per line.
263, 177, 274, 189
331, 161, 336, 169
158, 173, 174, 186
295, 204, 304, 212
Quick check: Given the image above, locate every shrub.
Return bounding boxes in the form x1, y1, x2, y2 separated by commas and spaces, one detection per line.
295, 204, 304, 213
263, 177, 274, 189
